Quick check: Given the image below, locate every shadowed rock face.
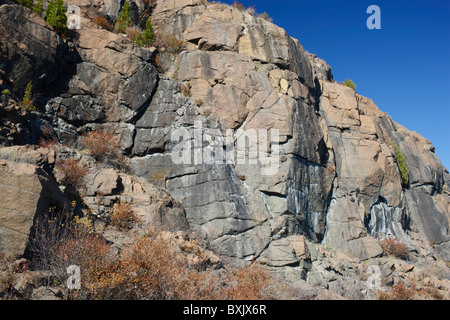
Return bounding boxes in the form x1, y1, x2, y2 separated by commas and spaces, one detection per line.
0, 1, 448, 267
0, 4, 68, 94
0, 157, 68, 255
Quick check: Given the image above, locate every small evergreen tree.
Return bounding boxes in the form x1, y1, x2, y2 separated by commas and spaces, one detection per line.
115, 0, 132, 34
33, 0, 45, 17
44, 0, 67, 35
1, 89, 11, 104
394, 144, 409, 186
343, 79, 357, 92
134, 19, 155, 47
14, 0, 33, 9
20, 81, 36, 111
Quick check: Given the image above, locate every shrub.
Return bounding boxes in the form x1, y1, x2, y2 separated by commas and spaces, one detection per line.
134, 19, 155, 47
117, 235, 214, 300
109, 201, 139, 230
1, 89, 11, 105
258, 12, 273, 22
379, 281, 416, 300
149, 20, 184, 54
421, 282, 444, 300
378, 236, 409, 259
394, 144, 409, 186
32, 0, 44, 17
39, 137, 58, 150
153, 33, 184, 53
28, 209, 114, 298
165, 35, 184, 53
80, 130, 123, 167
343, 79, 357, 92
216, 263, 273, 300
93, 15, 114, 31
231, 0, 245, 11
55, 220, 115, 299
115, 0, 132, 34
29, 222, 277, 300
245, 6, 255, 16
0, 253, 16, 299
14, 0, 33, 8
45, 0, 68, 36
55, 156, 89, 189
19, 81, 36, 112
73, 234, 218, 300
126, 27, 141, 42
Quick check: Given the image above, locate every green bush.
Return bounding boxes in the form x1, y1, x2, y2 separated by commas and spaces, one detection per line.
1, 89, 11, 105
115, 0, 132, 34
134, 19, 155, 47
32, 0, 44, 16
258, 12, 273, 22
343, 79, 357, 92
14, 0, 33, 9
394, 144, 409, 186
20, 81, 36, 111
45, 0, 68, 35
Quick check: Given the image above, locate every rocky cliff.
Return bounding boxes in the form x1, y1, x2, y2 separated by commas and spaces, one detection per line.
1, 0, 449, 299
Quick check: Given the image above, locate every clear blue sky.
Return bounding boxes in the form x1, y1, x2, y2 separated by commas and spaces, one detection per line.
221, 0, 450, 170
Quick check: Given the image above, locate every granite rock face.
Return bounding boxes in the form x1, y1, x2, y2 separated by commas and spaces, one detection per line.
0, 4, 68, 95
0, 156, 67, 256
0, 0, 449, 278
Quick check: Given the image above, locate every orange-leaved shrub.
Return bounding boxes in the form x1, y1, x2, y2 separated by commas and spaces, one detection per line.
30, 212, 276, 300
93, 15, 114, 31
109, 201, 139, 230
55, 156, 89, 189
378, 281, 416, 300
378, 236, 409, 260
28, 207, 113, 296
81, 130, 124, 167
216, 263, 273, 300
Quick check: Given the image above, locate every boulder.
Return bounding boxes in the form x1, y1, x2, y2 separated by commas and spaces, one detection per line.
93, 168, 120, 196
0, 159, 67, 256
259, 238, 299, 267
